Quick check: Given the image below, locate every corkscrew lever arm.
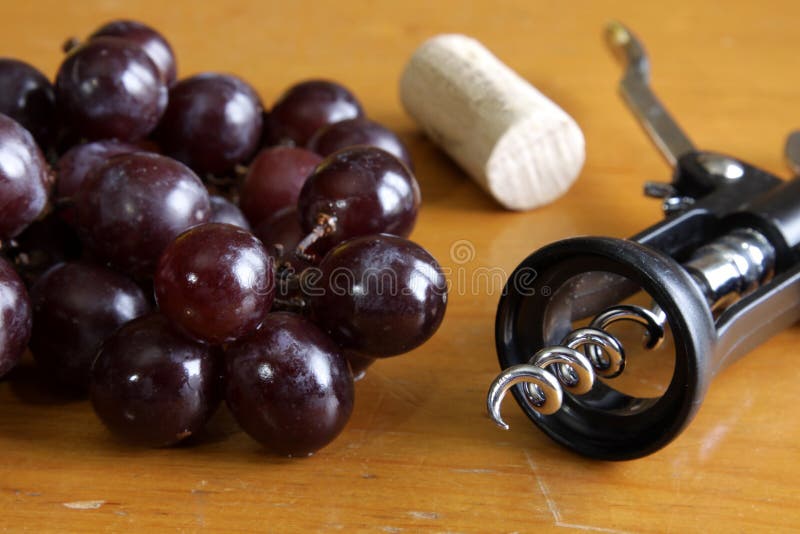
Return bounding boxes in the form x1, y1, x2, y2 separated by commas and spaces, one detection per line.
606, 21, 695, 166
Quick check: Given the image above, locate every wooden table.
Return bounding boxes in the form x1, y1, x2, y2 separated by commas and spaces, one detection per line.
1, 1, 799, 531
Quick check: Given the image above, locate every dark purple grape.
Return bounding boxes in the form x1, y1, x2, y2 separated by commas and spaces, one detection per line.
30, 261, 150, 389
308, 118, 413, 170
224, 312, 354, 456
0, 113, 51, 239
240, 146, 321, 227
209, 195, 250, 230
268, 80, 364, 146
55, 37, 167, 141
0, 58, 56, 148
90, 19, 177, 86
90, 313, 220, 447
10, 212, 82, 285
343, 349, 374, 381
297, 146, 420, 258
154, 223, 274, 345
56, 140, 142, 201
154, 73, 263, 176
253, 207, 311, 272
0, 257, 32, 379
75, 152, 210, 277
310, 234, 447, 356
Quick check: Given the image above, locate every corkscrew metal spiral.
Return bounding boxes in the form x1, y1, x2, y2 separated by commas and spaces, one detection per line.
487, 303, 665, 429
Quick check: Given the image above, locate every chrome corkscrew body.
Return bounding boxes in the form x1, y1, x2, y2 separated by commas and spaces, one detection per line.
487, 225, 776, 429
487, 21, 800, 460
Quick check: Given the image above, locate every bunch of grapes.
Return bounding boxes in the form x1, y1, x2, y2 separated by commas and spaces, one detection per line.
0, 19, 447, 457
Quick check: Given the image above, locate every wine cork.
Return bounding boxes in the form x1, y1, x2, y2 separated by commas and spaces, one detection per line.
399, 34, 585, 211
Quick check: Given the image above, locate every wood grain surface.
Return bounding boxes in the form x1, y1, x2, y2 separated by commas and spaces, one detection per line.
1, 1, 799, 532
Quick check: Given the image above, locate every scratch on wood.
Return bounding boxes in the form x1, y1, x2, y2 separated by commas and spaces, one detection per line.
523, 450, 562, 523
523, 450, 631, 534
386, 379, 423, 406
556, 523, 630, 533
451, 468, 496, 474
62, 500, 106, 510
381, 527, 402, 533
408, 511, 440, 520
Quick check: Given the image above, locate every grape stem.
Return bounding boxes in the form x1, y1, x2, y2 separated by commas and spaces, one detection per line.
62, 37, 81, 54
272, 296, 308, 313
295, 213, 337, 262
0, 238, 30, 271
53, 196, 75, 211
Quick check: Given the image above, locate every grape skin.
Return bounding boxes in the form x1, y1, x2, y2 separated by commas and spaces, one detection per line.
155, 73, 263, 176
268, 79, 364, 146
0, 113, 51, 240
56, 140, 142, 202
308, 118, 413, 171
30, 261, 150, 389
240, 146, 322, 227
90, 19, 177, 86
90, 313, 221, 447
224, 312, 354, 456
209, 195, 250, 230
0, 257, 32, 379
55, 37, 167, 142
297, 146, 421, 257
74, 152, 210, 277
154, 223, 275, 345
310, 234, 447, 356
0, 58, 56, 149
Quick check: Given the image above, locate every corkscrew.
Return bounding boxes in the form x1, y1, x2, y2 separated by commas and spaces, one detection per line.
486, 21, 800, 460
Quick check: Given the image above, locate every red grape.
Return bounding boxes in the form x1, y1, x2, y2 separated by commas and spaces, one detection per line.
154, 73, 263, 176
55, 37, 167, 141
310, 234, 447, 356
10, 212, 82, 285
268, 80, 363, 146
0, 58, 56, 149
55, 140, 142, 223
224, 312, 354, 456
0, 113, 51, 239
209, 195, 250, 230
75, 152, 210, 277
90, 19, 177, 86
297, 146, 420, 258
239, 146, 322, 227
154, 223, 275, 345
90, 313, 220, 447
0, 257, 32, 379
308, 118, 413, 170
30, 261, 150, 389
343, 349, 375, 381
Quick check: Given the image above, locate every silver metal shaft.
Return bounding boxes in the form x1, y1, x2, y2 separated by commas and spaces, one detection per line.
786, 131, 800, 175
606, 21, 695, 166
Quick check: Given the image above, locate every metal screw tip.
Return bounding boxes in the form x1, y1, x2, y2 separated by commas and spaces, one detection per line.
605, 20, 631, 47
